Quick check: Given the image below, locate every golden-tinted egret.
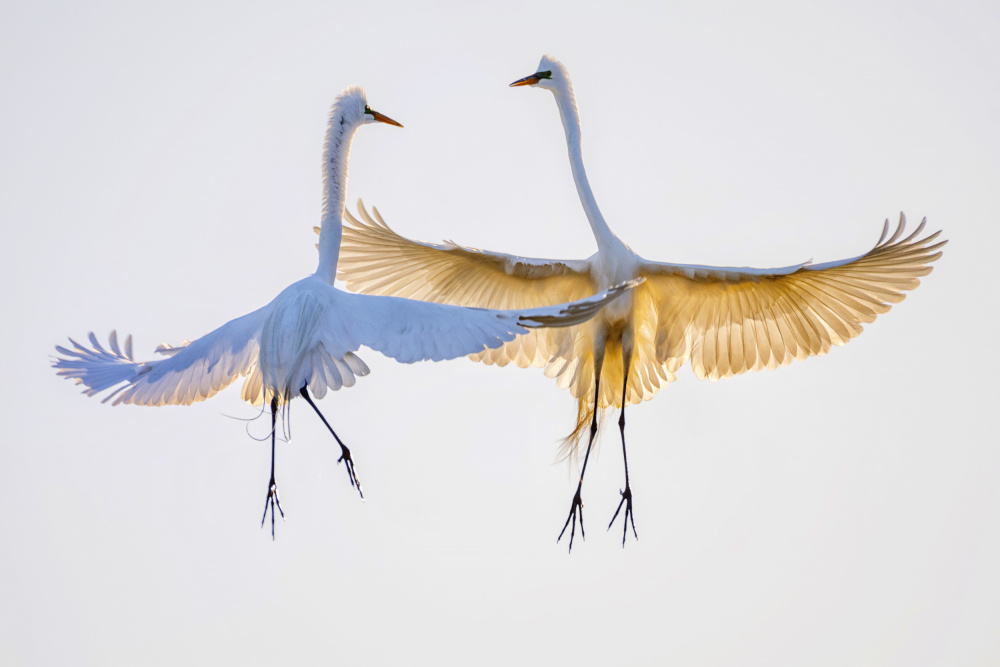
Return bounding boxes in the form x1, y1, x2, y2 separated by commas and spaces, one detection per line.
334, 58, 946, 551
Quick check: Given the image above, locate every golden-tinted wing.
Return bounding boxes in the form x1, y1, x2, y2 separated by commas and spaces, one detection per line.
334, 200, 596, 367
640, 214, 946, 381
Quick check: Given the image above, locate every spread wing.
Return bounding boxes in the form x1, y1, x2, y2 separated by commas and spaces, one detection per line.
640, 214, 947, 381
53, 277, 632, 407
334, 201, 597, 367
53, 307, 268, 406
331, 281, 635, 365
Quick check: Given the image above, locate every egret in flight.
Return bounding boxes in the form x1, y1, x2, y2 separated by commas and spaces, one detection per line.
334, 57, 946, 551
53, 86, 635, 538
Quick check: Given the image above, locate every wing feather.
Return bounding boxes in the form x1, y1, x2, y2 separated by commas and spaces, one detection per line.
336, 200, 597, 368
333, 282, 634, 365
336, 207, 943, 413
53, 306, 268, 406
736, 287, 759, 372
641, 214, 945, 380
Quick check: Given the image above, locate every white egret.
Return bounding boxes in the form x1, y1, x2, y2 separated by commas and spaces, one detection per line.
334, 57, 947, 551
53, 86, 635, 538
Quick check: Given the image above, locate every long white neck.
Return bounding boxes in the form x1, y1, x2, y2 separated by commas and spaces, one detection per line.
316, 105, 361, 284
549, 79, 621, 252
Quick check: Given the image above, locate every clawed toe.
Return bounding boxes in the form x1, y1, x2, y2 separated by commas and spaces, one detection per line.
607, 485, 637, 547
261, 478, 285, 540
557, 486, 585, 553
338, 445, 364, 499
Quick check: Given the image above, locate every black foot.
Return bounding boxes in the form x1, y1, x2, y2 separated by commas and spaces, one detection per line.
557, 484, 585, 553
261, 476, 285, 540
338, 444, 364, 499
608, 484, 637, 547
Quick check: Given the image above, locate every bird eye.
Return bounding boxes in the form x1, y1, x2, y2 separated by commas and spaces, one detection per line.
363, 105, 373, 115
537, 70, 552, 79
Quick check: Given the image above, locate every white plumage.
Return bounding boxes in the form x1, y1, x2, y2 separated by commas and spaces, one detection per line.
334, 57, 947, 550
53, 86, 635, 537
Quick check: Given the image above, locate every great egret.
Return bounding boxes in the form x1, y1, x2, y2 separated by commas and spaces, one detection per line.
53, 85, 635, 538
334, 57, 947, 551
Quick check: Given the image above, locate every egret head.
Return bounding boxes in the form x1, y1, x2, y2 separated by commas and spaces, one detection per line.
332, 86, 403, 130
510, 55, 567, 92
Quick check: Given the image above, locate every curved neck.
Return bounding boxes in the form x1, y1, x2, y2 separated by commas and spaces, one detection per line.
316, 109, 361, 284
550, 82, 619, 251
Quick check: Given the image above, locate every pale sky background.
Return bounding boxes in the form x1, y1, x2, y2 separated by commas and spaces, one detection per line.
2, 1, 998, 664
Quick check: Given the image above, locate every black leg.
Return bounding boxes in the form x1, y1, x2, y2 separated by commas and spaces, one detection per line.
299, 387, 363, 499
608, 354, 637, 546
558, 355, 603, 553
261, 395, 285, 539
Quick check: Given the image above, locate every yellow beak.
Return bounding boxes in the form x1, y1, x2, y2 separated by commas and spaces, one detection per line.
370, 110, 403, 127
509, 74, 540, 87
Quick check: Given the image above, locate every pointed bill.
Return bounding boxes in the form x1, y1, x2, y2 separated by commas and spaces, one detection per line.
370, 110, 403, 127
509, 74, 540, 87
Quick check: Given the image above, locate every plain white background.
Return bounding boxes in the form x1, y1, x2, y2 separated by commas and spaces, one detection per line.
2, 1, 997, 664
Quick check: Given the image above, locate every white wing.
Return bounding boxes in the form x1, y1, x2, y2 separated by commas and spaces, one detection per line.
330, 281, 635, 364
54, 307, 268, 406
54, 279, 632, 406
638, 214, 947, 381
335, 201, 596, 367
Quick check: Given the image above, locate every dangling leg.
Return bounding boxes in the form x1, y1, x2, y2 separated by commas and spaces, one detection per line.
261, 395, 285, 539
608, 340, 637, 546
558, 349, 604, 553
299, 386, 363, 499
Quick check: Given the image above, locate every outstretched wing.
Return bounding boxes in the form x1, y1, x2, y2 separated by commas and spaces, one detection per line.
331, 282, 635, 365
336, 200, 594, 304
334, 201, 597, 367
53, 307, 268, 406
640, 214, 946, 381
